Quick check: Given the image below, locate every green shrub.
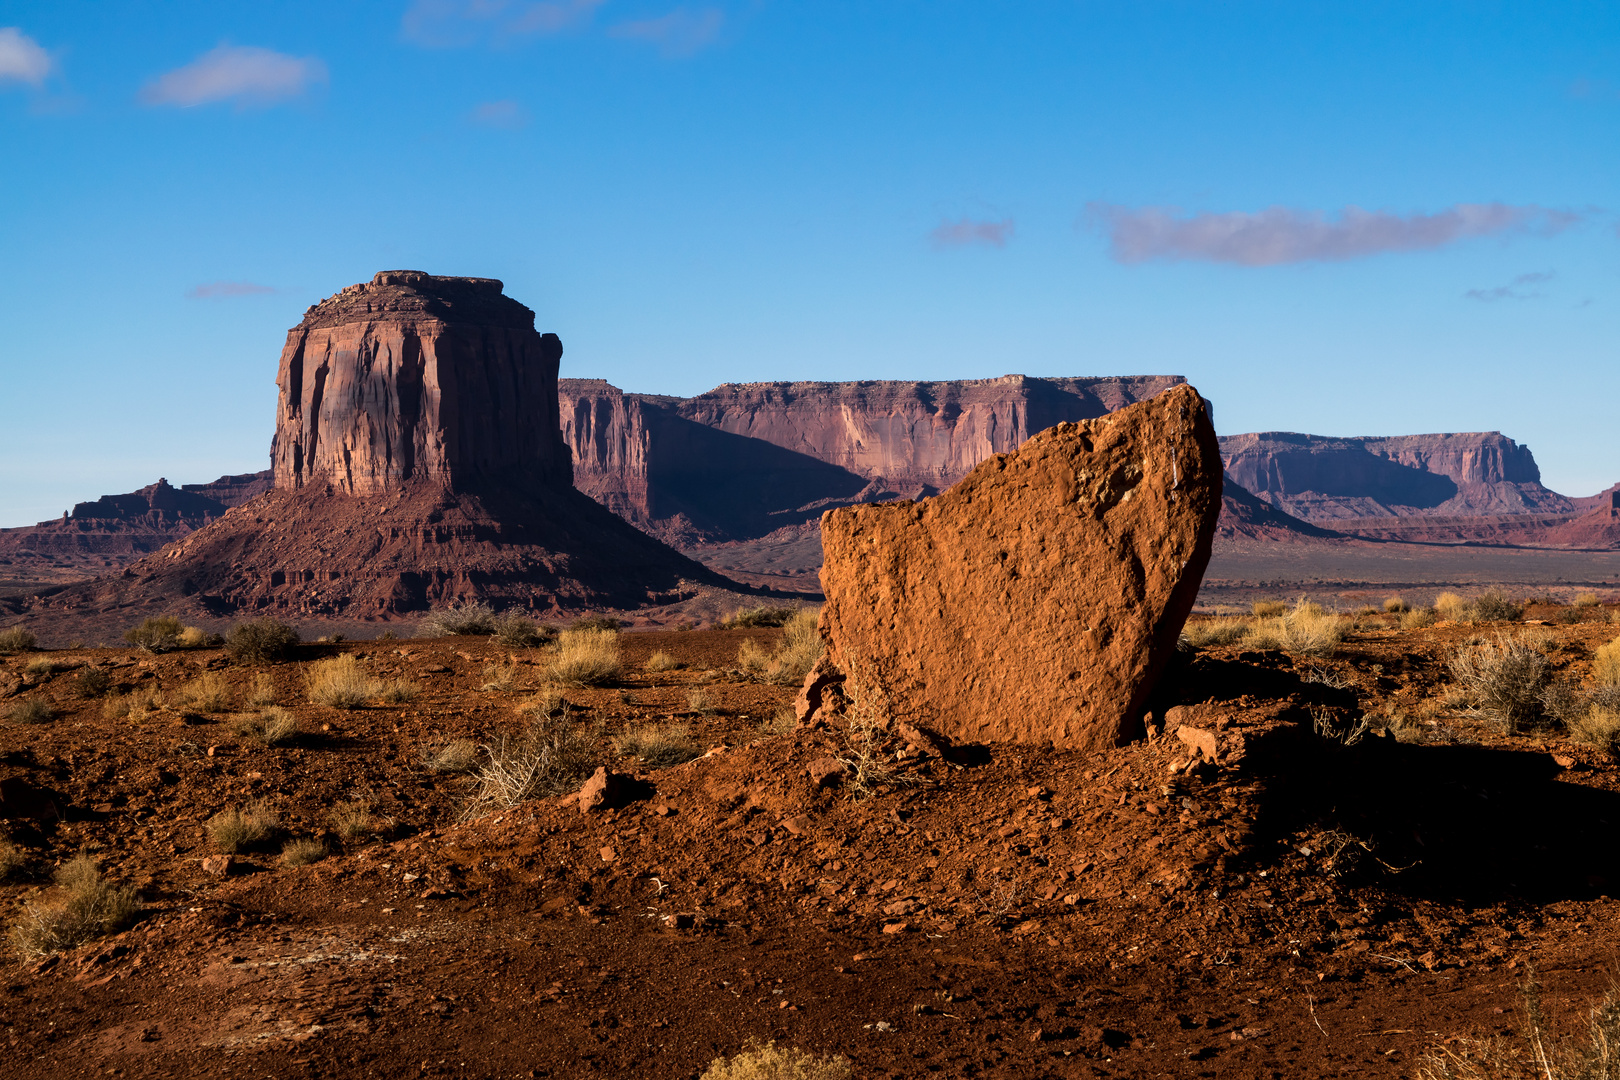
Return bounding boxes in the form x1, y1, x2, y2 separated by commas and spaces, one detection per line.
125, 616, 185, 653
72, 667, 112, 699
225, 619, 300, 663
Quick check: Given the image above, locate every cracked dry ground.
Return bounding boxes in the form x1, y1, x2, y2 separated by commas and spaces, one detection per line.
6, 615, 1620, 1078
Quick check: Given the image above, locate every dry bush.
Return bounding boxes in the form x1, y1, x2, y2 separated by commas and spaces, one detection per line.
1450, 634, 1552, 733
761, 707, 797, 736
1417, 972, 1620, 1080
544, 629, 622, 687
1593, 637, 1620, 689
687, 689, 720, 715
377, 678, 419, 704
330, 800, 386, 840
417, 601, 499, 637
6, 698, 53, 725
1568, 705, 1620, 753
0, 626, 35, 653
177, 626, 222, 649
225, 619, 299, 663
1435, 592, 1471, 621
1384, 596, 1411, 614
521, 688, 569, 721
125, 616, 185, 653
569, 615, 625, 633
736, 638, 770, 675
177, 671, 234, 713
644, 650, 683, 672
479, 660, 523, 692
767, 608, 824, 685
613, 722, 701, 768
1473, 589, 1525, 623
421, 738, 479, 774
24, 657, 67, 675
9, 857, 139, 959
700, 1039, 852, 1080
233, 707, 297, 746
1180, 620, 1251, 648
281, 838, 327, 867
463, 713, 596, 817
1575, 592, 1602, 608
207, 804, 278, 853
720, 606, 797, 629
1247, 599, 1346, 656
492, 612, 551, 648
0, 839, 28, 881
306, 655, 377, 709
1252, 600, 1289, 618
72, 667, 111, 699
246, 673, 277, 707
1401, 607, 1438, 630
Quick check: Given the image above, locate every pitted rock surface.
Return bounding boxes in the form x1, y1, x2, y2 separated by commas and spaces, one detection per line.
815, 383, 1222, 752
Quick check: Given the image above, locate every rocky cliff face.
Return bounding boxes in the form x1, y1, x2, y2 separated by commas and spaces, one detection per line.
273, 271, 569, 494
1220, 431, 1575, 522
559, 374, 1185, 543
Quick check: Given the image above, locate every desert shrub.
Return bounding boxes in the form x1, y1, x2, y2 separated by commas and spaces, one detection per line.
569, 615, 625, 633
23, 657, 68, 676
613, 722, 701, 768
177, 626, 222, 649
1473, 589, 1524, 622
72, 667, 111, 699
544, 629, 622, 687
375, 678, 419, 704
480, 660, 523, 692
0, 626, 36, 653
700, 1040, 851, 1080
1383, 596, 1411, 614
644, 650, 683, 672
330, 800, 386, 840
1252, 600, 1289, 618
767, 608, 824, 685
688, 689, 719, 715
233, 707, 297, 746
1247, 600, 1346, 656
124, 616, 185, 653
1542, 680, 1592, 728
493, 612, 551, 648
737, 638, 771, 674
1593, 637, 1620, 688
1180, 620, 1251, 648
1417, 971, 1620, 1080
418, 600, 499, 637
9, 857, 139, 959
225, 619, 299, 663
1401, 607, 1438, 630
464, 713, 596, 816
1575, 592, 1602, 608
521, 688, 569, 721
0, 839, 28, 881
281, 838, 327, 867
1434, 592, 1470, 621
1449, 634, 1551, 733
176, 671, 234, 713
421, 738, 479, 774
720, 606, 797, 629
306, 655, 377, 709
111, 687, 162, 722
1568, 705, 1620, 753
208, 804, 278, 852
6, 698, 53, 725
246, 673, 277, 706
761, 707, 797, 735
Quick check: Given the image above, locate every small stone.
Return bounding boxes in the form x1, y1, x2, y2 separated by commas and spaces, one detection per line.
599, 846, 617, 862
807, 756, 846, 788
882, 922, 911, 935
577, 767, 626, 815
200, 855, 234, 877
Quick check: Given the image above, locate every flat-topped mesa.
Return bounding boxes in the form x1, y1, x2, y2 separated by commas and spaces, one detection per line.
272, 271, 569, 495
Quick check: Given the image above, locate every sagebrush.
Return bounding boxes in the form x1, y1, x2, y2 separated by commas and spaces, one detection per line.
10, 857, 139, 959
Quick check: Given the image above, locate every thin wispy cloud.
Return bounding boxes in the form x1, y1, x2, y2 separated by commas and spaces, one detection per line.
609, 7, 724, 57
403, 0, 605, 47
0, 27, 52, 86
1465, 271, 1555, 303
1086, 203, 1586, 266
141, 45, 327, 108
187, 281, 278, 299
930, 217, 1016, 249
469, 99, 528, 128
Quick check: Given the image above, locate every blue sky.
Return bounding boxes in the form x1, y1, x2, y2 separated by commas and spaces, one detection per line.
1, 1, 1616, 527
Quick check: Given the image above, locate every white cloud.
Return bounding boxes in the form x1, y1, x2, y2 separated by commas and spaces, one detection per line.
140, 45, 327, 108
1086, 202, 1586, 266
0, 27, 52, 86
469, 99, 528, 128
1465, 270, 1556, 303
403, 0, 605, 47
609, 7, 723, 57
187, 281, 278, 299
930, 217, 1015, 249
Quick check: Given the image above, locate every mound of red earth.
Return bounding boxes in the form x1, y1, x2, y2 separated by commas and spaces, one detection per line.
3, 273, 745, 642
810, 384, 1223, 751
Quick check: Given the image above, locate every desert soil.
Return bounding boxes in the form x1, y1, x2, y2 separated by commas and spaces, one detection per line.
5, 613, 1620, 1078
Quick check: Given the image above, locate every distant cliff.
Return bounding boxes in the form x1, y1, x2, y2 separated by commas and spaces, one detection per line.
559, 374, 1186, 543
1220, 431, 1576, 522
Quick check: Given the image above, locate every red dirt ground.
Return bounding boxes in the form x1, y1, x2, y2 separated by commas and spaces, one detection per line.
5, 614, 1620, 1078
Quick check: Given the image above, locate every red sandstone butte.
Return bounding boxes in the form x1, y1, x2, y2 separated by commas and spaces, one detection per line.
815, 383, 1222, 752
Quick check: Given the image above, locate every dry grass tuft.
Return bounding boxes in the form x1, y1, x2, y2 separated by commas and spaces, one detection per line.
719, 606, 798, 629
1472, 589, 1525, 623
645, 650, 683, 672
125, 616, 185, 653
1401, 607, 1438, 630
1449, 633, 1552, 733
736, 610, 824, 684
281, 838, 327, 867
72, 667, 111, 699
1417, 971, 1620, 1080
760, 707, 797, 736
225, 619, 299, 663
176, 671, 234, 713
463, 713, 597, 817
1384, 596, 1411, 613
569, 615, 625, 633
0, 839, 28, 881
0, 626, 36, 653
9, 857, 139, 959
420, 738, 479, 774
1245, 599, 1347, 656
613, 723, 702, 768
736, 638, 770, 675
1435, 592, 1471, 621
418, 601, 499, 637
177, 626, 222, 649
233, 707, 298, 746
1252, 600, 1289, 618
306, 655, 377, 709
687, 688, 720, 715
492, 612, 551, 648
544, 629, 622, 687
479, 660, 523, 692
1181, 619, 1251, 648
246, 672, 277, 707
700, 1039, 852, 1080
24, 657, 69, 675
1575, 592, 1602, 609
330, 800, 386, 840
6, 698, 54, 725
1593, 637, 1620, 689
1568, 705, 1620, 753
207, 803, 278, 853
